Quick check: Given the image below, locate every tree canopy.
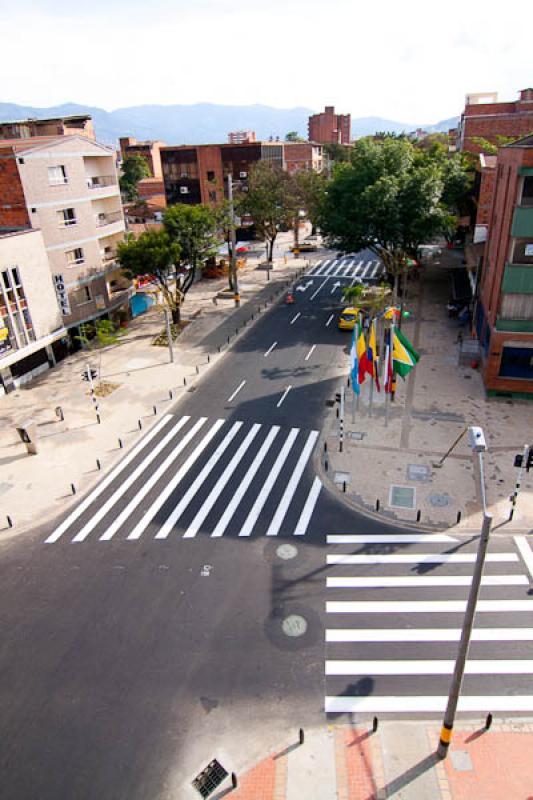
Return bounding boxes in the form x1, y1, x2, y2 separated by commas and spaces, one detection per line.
119, 154, 151, 201
285, 131, 306, 142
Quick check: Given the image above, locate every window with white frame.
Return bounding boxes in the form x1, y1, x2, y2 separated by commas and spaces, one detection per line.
57, 208, 77, 227
65, 247, 84, 266
48, 165, 68, 185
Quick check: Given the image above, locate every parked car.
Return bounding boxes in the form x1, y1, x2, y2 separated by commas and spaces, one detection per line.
338, 307, 359, 331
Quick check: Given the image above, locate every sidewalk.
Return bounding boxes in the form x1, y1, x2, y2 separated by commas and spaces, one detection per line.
0, 250, 307, 536
320, 248, 533, 533
209, 720, 533, 799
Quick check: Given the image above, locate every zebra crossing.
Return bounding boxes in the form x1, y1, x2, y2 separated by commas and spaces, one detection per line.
325, 533, 533, 715
45, 414, 322, 545
308, 258, 384, 281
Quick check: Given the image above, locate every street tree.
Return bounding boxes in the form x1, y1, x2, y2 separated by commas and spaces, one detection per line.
119, 154, 151, 201
117, 230, 184, 322
285, 131, 306, 142
163, 203, 220, 278
293, 169, 327, 236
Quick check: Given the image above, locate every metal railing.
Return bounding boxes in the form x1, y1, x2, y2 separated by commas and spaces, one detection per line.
95, 210, 123, 227
88, 175, 117, 189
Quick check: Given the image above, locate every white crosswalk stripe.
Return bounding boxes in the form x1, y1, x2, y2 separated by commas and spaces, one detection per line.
43, 417, 321, 544
325, 535, 533, 716
309, 258, 385, 281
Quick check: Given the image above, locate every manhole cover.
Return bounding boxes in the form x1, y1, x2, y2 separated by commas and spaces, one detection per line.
429, 493, 451, 507
282, 615, 308, 637
277, 544, 298, 560
389, 485, 415, 509
407, 464, 431, 482
347, 431, 365, 441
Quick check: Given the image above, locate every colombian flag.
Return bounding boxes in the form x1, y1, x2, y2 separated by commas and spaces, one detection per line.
357, 327, 367, 385
369, 319, 381, 392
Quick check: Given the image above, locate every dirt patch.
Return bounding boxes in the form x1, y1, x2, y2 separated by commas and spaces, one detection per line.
152, 319, 191, 347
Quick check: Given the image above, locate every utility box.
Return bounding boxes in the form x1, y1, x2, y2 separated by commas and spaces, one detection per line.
16, 419, 38, 455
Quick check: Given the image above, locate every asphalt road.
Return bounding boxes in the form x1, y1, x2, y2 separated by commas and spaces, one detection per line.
1, 250, 532, 799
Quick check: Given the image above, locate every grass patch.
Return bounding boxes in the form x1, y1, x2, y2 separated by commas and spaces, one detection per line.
152, 319, 190, 346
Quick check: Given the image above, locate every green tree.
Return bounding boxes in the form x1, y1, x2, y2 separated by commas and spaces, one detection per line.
236, 162, 296, 263
119, 154, 151, 201
319, 137, 453, 300
163, 203, 220, 288
323, 142, 351, 165
285, 131, 306, 142
469, 134, 527, 155
76, 319, 124, 390
117, 230, 184, 322
293, 169, 327, 235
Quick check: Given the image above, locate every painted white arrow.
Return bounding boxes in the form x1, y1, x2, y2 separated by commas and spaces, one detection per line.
296, 280, 314, 292
330, 281, 341, 294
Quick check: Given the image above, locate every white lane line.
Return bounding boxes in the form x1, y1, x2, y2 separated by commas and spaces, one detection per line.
352, 260, 364, 277
290, 312, 301, 325
158, 421, 243, 540
327, 553, 518, 565
324, 260, 337, 275
304, 344, 316, 361
515, 536, 533, 580
72, 415, 191, 543
127, 419, 225, 540
266, 430, 319, 536
327, 600, 533, 613
325, 314, 335, 328
227, 380, 246, 403
294, 476, 322, 536
185, 424, 262, 539
100, 418, 210, 542
371, 260, 381, 278
325, 696, 533, 714
44, 414, 173, 543
361, 260, 373, 278
239, 428, 300, 537
277, 385, 292, 407
325, 660, 533, 676
327, 533, 458, 544
309, 260, 322, 273
326, 628, 533, 643
214, 426, 280, 538
330, 284, 338, 295
310, 277, 329, 300
327, 575, 528, 589
332, 264, 346, 277
264, 341, 277, 357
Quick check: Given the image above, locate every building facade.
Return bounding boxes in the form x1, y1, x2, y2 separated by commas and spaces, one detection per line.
283, 142, 323, 174
0, 229, 67, 394
119, 137, 165, 178
0, 115, 95, 141
308, 106, 351, 145
476, 135, 533, 394
228, 131, 256, 144
473, 154, 497, 243
0, 135, 130, 342
458, 89, 533, 155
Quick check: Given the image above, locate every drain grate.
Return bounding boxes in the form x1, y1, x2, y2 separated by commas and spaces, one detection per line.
192, 759, 228, 797
389, 485, 415, 509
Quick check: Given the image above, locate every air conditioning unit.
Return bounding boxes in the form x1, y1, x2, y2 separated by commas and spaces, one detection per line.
239, 171, 247, 178
180, 186, 189, 194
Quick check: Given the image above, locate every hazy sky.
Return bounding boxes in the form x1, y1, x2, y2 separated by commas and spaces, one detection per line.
1, 0, 531, 122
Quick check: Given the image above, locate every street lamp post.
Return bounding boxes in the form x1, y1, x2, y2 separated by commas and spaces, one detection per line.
227, 174, 240, 307
437, 425, 492, 759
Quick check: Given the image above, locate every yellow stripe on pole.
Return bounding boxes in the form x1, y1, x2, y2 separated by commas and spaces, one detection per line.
439, 725, 453, 744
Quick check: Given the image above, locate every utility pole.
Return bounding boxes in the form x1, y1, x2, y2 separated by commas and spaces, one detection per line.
227, 174, 240, 307
437, 425, 492, 759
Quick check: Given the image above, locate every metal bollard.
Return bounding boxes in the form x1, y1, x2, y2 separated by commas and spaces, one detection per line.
485, 713, 493, 730
325, 459, 329, 472
184, 377, 187, 386
372, 716, 379, 733
118, 438, 123, 449
299, 728, 305, 745
236, 328, 239, 336
7, 515, 13, 528
456, 510, 462, 524
55, 405, 64, 422
231, 773, 238, 789
340, 440, 343, 453
153, 405, 157, 415
138, 419, 142, 430
207, 354, 210, 363
169, 390, 173, 400
218, 345, 221, 353
96, 413, 101, 425
343, 481, 346, 493
336, 407, 339, 418
416, 509, 421, 522
71, 483, 76, 495
324, 442, 328, 453
96, 459, 101, 471
376, 499, 380, 512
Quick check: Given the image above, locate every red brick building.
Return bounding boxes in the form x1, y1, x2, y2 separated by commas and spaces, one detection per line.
308, 106, 351, 145
0, 115, 95, 141
458, 89, 533, 155
473, 154, 497, 243
119, 137, 165, 178
475, 134, 533, 394
283, 142, 323, 174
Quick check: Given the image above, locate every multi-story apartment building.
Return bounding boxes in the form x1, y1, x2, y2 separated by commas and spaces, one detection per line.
458, 89, 533, 155
228, 131, 257, 144
119, 136, 165, 178
0, 135, 130, 344
475, 134, 533, 394
283, 142, 323, 174
0, 229, 66, 394
0, 114, 95, 141
308, 106, 351, 145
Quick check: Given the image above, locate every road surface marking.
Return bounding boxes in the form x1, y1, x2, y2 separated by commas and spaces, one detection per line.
227, 380, 246, 403
294, 476, 322, 536
127, 419, 225, 540
304, 344, 316, 361
277, 385, 292, 407
327, 553, 518, 565
326, 533, 458, 544
264, 341, 277, 357
323, 260, 337, 275
99, 417, 207, 542
310, 278, 329, 300
326, 628, 533, 643
266, 430, 319, 536
309, 260, 322, 273
214, 426, 280, 538
325, 660, 533, 676
325, 696, 533, 714
515, 536, 533, 580
72, 415, 192, 543
326, 599, 533, 613
156, 422, 243, 539
239, 428, 299, 536
370, 260, 381, 278
185, 424, 262, 539
44, 414, 173, 543
290, 312, 301, 325
327, 575, 528, 588
325, 314, 335, 327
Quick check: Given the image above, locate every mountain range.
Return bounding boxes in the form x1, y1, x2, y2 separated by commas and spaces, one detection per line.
0, 101, 459, 146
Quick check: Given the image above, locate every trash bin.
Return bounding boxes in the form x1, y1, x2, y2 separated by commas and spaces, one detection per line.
16, 419, 38, 455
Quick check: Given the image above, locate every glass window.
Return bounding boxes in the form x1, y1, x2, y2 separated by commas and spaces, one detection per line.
57, 208, 76, 227
48, 165, 68, 185
66, 248, 84, 266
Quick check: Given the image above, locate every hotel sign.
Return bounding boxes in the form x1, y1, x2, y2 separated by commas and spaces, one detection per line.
54, 274, 71, 316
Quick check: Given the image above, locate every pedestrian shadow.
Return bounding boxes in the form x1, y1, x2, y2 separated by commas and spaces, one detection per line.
326, 677, 375, 722
411, 534, 478, 574
377, 752, 441, 797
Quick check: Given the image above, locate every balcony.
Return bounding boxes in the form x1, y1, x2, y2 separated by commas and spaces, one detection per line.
100, 249, 117, 264
95, 210, 123, 228
87, 175, 117, 189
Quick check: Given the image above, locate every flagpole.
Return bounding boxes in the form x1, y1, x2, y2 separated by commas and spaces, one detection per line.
368, 317, 374, 418
390, 321, 396, 402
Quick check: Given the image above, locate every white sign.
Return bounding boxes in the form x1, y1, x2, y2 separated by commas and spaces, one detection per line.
525, 244, 533, 257
53, 274, 71, 316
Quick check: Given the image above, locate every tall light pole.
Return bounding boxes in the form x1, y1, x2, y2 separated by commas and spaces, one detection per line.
227, 174, 240, 307
437, 425, 492, 759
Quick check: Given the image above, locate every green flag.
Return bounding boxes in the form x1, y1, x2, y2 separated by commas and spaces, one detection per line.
392, 327, 419, 379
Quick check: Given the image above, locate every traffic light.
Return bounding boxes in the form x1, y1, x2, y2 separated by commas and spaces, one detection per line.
81, 368, 97, 382
335, 392, 341, 403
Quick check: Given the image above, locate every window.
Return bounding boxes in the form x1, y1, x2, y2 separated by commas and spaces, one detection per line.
208, 190, 217, 202
522, 176, 533, 207
48, 165, 68, 185
180, 186, 189, 194
66, 248, 84, 266
72, 285, 92, 305
207, 171, 215, 182
57, 208, 76, 227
